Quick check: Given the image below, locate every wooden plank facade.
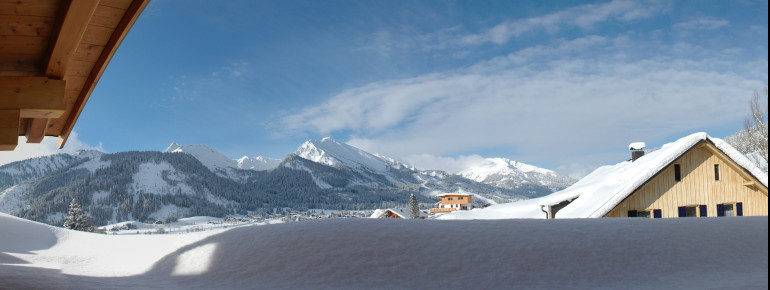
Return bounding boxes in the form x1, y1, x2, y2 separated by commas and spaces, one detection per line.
605, 141, 768, 218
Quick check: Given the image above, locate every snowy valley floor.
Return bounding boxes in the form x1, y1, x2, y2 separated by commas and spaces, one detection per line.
1, 213, 767, 289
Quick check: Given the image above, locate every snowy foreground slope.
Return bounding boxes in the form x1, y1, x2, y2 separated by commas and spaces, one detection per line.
1, 213, 767, 289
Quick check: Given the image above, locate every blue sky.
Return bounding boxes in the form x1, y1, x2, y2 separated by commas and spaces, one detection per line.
5, 0, 768, 177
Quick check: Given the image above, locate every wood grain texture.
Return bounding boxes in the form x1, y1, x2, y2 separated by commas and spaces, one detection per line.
605, 142, 768, 218
44, 0, 99, 78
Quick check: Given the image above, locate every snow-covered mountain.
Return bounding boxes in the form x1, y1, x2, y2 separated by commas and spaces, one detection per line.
0, 150, 100, 187
164, 142, 240, 177
459, 158, 576, 192
236, 156, 281, 171
164, 142, 280, 177
0, 137, 573, 227
295, 137, 398, 172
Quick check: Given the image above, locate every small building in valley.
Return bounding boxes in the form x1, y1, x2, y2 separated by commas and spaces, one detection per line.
430, 194, 473, 214
370, 208, 427, 219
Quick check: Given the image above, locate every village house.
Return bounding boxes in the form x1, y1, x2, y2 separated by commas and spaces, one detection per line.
430, 194, 473, 214
370, 208, 427, 219
538, 132, 768, 219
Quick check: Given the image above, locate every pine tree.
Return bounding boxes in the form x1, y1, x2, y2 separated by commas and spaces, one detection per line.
409, 194, 419, 219
63, 199, 91, 231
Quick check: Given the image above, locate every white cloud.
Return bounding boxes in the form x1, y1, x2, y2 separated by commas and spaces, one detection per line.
281, 34, 767, 172
358, 0, 664, 58
674, 17, 730, 32
459, 0, 664, 46
390, 153, 486, 173
0, 131, 103, 166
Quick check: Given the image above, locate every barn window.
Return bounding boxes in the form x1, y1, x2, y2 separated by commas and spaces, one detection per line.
674, 164, 682, 181
628, 209, 661, 218
714, 164, 720, 181
717, 202, 743, 217
628, 210, 651, 218
678, 205, 706, 217
459, 197, 464, 200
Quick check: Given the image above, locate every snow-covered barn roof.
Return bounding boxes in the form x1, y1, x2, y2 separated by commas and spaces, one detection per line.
540, 132, 768, 218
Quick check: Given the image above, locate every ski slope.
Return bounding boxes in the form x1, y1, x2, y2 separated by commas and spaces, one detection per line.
1, 212, 767, 289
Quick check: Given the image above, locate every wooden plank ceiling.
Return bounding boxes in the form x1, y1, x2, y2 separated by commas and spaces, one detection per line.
0, 0, 148, 150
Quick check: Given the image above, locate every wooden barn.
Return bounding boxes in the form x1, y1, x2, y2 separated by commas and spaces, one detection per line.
539, 132, 768, 219
0, 0, 149, 150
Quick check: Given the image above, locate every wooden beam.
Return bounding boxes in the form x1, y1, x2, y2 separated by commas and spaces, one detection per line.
58, 0, 150, 149
0, 76, 65, 118
25, 117, 48, 143
45, 0, 100, 78
0, 109, 20, 150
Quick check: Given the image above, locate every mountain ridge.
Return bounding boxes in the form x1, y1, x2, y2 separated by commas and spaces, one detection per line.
0, 138, 575, 226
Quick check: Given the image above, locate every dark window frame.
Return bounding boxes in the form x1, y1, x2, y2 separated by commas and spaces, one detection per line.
628, 209, 661, 218
717, 202, 744, 217
678, 205, 706, 217
674, 164, 682, 181
714, 164, 720, 181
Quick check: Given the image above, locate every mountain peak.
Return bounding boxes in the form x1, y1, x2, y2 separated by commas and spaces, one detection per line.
459, 158, 554, 181
459, 157, 575, 192
296, 137, 388, 172
164, 142, 182, 153
163, 143, 236, 173
236, 155, 281, 171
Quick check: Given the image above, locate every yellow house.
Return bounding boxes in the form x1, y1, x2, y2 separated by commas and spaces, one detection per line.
430, 194, 473, 214
539, 132, 767, 219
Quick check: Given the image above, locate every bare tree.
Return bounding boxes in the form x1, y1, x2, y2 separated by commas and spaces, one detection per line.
743, 87, 768, 171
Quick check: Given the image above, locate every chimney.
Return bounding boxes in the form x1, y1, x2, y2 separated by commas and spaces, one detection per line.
629, 142, 646, 161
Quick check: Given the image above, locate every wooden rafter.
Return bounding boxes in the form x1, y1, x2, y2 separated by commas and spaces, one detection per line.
0, 76, 66, 116
45, 0, 100, 78
0, 0, 148, 150
0, 76, 65, 147
0, 109, 20, 150
57, 0, 149, 148
21, 0, 99, 143
25, 117, 49, 143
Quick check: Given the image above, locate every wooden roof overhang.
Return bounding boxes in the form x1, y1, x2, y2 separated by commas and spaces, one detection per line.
0, 0, 149, 150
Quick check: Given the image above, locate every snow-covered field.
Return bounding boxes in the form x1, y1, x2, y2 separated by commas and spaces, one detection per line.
97, 216, 280, 235
1, 212, 767, 289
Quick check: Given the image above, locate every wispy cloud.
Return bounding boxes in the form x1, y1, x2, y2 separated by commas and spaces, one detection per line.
458, 0, 663, 46
402, 153, 486, 173
460, 0, 665, 45
359, 0, 666, 61
674, 17, 730, 32
281, 34, 767, 173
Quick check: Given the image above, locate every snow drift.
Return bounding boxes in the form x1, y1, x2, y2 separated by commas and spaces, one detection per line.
1, 212, 767, 289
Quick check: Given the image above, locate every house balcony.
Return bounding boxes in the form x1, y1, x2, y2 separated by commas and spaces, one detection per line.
430, 208, 457, 213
